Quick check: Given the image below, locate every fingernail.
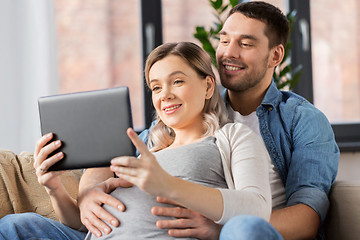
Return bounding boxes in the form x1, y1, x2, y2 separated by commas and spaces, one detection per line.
55, 140, 61, 146
104, 227, 110, 234
46, 133, 52, 138
118, 205, 124, 211
111, 220, 117, 226
57, 152, 63, 158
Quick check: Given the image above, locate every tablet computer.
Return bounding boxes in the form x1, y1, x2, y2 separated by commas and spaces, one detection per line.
38, 86, 135, 171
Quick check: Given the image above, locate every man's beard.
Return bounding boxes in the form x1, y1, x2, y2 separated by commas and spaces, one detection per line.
219, 57, 269, 93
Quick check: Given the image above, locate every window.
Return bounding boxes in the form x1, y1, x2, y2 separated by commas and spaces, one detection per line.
54, 0, 145, 130
290, 0, 360, 151
134, 0, 360, 150
162, 0, 216, 43
311, 1, 360, 123
162, 0, 287, 42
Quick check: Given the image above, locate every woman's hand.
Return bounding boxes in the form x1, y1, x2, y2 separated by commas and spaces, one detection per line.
110, 128, 172, 197
33, 133, 65, 193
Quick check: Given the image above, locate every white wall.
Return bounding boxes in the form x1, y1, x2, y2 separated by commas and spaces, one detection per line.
0, 0, 58, 154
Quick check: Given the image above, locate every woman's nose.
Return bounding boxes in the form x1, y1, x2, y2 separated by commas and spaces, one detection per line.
160, 87, 174, 101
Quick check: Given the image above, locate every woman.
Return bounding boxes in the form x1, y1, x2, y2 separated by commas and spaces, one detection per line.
1, 42, 271, 240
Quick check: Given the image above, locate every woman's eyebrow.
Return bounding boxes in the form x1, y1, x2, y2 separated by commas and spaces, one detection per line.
149, 79, 159, 84
169, 70, 187, 77
149, 71, 187, 84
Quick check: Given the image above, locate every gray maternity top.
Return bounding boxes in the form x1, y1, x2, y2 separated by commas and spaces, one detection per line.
85, 136, 227, 240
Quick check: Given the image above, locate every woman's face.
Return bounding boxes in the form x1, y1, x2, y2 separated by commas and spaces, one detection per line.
148, 55, 211, 131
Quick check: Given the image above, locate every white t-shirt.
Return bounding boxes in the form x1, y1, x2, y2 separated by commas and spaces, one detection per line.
227, 105, 286, 209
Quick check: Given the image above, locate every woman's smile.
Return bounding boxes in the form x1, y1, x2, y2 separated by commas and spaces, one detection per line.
163, 104, 182, 114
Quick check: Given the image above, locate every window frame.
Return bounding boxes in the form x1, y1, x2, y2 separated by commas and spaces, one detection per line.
141, 0, 162, 128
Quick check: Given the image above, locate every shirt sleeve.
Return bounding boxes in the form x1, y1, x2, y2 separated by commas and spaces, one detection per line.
286, 104, 339, 223
215, 123, 272, 224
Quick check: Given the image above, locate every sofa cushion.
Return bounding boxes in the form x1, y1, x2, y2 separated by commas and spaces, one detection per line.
0, 149, 82, 220
324, 180, 360, 240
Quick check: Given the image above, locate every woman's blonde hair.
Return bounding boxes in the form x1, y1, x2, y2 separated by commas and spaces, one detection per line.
145, 42, 228, 151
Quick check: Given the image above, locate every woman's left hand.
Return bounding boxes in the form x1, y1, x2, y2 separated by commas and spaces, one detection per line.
110, 128, 172, 197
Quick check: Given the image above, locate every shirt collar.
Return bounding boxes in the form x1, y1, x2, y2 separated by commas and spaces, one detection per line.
261, 80, 281, 109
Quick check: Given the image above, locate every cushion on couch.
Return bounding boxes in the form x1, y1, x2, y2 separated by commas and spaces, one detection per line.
0, 149, 82, 220
324, 180, 360, 240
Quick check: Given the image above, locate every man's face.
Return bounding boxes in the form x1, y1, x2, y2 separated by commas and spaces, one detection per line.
216, 12, 272, 92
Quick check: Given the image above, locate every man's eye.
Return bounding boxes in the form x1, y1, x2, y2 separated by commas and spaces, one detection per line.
241, 43, 252, 47
220, 40, 229, 45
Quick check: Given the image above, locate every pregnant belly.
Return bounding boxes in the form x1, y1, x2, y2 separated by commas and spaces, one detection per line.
99, 186, 178, 239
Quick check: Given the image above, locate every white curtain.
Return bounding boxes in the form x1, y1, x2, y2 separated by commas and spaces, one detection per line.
0, 0, 58, 154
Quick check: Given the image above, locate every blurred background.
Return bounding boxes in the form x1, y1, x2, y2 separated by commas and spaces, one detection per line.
1, 0, 359, 179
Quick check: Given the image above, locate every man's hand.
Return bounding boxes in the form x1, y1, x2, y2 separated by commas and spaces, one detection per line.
152, 196, 222, 240
77, 176, 133, 237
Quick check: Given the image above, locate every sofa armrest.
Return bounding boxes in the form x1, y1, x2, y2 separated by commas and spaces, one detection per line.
0, 149, 82, 220
324, 180, 360, 240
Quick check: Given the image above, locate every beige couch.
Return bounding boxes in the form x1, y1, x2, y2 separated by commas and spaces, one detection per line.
0, 149, 359, 239
324, 180, 360, 239
0, 149, 82, 221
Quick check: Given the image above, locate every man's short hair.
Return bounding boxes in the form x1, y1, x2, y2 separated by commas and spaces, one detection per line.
228, 1, 290, 49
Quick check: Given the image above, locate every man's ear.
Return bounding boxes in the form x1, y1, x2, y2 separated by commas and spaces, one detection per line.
205, 76, 215, 99
269, 44, 285, 68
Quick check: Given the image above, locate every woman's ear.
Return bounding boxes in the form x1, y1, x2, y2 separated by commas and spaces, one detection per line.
269, 44, 285, 68
205, 76, 215, 99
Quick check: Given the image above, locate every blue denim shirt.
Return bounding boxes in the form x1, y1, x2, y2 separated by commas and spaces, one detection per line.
139, 81, 339, 223
227, 81, 339, 223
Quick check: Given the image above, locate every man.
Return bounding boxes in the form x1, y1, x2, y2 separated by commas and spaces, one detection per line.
77, 2, 338, 239
0, 1, 338, 240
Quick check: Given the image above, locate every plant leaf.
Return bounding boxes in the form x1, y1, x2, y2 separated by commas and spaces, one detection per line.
230, 0, 239, 7
210, 0, 223, 10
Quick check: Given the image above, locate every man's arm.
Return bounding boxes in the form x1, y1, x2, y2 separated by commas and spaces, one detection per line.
275, 104, 338, 239
270, 204, 320, 240
77, 167, 132, 237
152, 202, 320, 240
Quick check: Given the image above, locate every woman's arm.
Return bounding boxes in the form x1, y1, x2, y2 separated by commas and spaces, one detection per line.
46, 184, 82, 228
150, 123, 272, 238
215, 123, 272, 223
111, 128, 225, 221
33, 133, 82, 229
111, 126, 271, 222
158, 174, 224, 221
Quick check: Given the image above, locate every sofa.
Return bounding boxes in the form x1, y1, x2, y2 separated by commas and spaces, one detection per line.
0, 149, 359, 239
0, 149, 82, 221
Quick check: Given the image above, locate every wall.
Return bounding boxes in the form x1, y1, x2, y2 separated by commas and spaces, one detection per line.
337, 152, 360, 181
0, 0, 58, 153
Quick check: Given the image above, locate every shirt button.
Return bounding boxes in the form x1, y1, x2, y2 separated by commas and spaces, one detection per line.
268, 107, 273, 111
